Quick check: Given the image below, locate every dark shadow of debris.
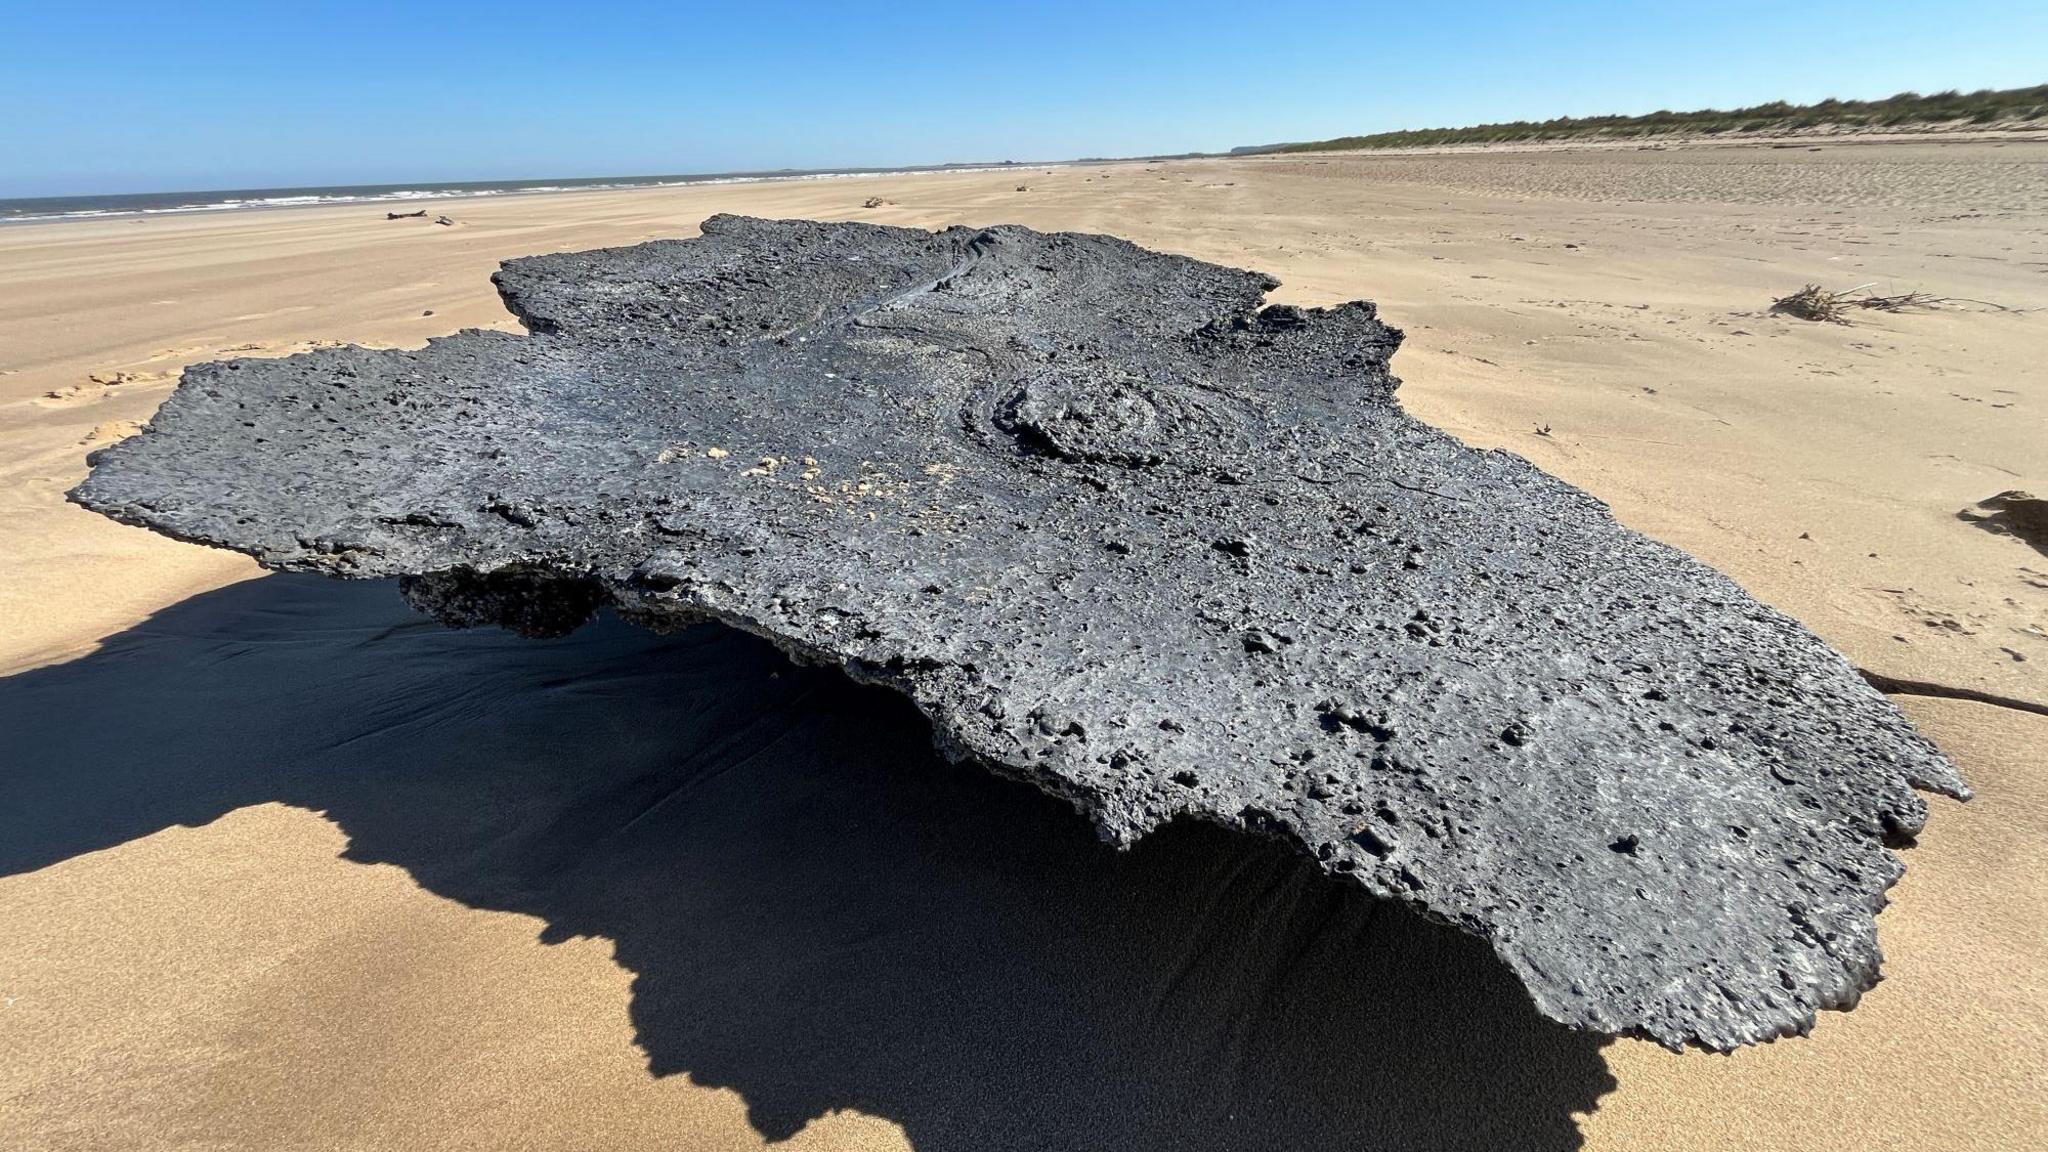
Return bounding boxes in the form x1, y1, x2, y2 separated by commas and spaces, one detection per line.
1, 574, 1615, 1150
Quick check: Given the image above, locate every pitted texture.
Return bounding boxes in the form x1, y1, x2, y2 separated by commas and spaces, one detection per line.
74, 215, 1965, 1051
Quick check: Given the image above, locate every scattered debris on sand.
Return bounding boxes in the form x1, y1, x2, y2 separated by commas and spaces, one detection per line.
74, 216, 1965, 1052
387, 209, 428, 220
863, 197, 891, 209
1958, 490, 2048, 554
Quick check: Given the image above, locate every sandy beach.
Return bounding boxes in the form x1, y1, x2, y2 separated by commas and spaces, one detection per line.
3, 139, 2043, 1149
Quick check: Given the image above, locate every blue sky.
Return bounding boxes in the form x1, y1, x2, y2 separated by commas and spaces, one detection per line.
3, 0, 2042, 197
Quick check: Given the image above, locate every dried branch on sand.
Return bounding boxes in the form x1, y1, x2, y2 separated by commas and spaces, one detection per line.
1769, 283, 1948, 323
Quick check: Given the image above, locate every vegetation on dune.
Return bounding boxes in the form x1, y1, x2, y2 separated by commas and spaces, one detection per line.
1270, 85, 2048, 153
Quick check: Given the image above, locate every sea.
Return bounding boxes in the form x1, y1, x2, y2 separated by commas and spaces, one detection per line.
0, 162, 1040, 224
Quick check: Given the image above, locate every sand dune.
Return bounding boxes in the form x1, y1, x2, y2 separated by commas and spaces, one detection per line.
2, 140, 2043, 1149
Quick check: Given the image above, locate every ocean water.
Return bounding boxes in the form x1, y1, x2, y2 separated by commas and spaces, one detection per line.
0, 162, 1036, 224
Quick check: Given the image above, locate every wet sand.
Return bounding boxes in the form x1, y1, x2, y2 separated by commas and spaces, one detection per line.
2, 140, 2044, 1149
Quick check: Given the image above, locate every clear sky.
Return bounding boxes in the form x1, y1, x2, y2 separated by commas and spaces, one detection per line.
3, 0, 2043, 197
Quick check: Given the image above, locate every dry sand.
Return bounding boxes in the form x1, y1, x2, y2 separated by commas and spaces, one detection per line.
2, 140, 2043, 1150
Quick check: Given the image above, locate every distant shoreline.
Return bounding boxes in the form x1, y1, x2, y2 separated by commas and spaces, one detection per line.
0, 161, 1059, 226
17, 111, 2045, 227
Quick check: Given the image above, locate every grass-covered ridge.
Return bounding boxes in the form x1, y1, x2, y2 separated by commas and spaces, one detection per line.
1268, 85, 2048, 153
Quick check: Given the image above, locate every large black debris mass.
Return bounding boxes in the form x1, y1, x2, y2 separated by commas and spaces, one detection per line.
74, 215, 1966, 1051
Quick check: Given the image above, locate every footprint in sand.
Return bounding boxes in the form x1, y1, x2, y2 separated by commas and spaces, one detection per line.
35, 369, 170, 408
35, 385, 96, 407
79, 419, 144, 446
1881, 587, 1990, 637
86, 371, 163, 387
206, 339, 349, 361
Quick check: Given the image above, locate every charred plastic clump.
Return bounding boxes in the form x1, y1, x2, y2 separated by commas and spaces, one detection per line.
73, 215, 1966, 1052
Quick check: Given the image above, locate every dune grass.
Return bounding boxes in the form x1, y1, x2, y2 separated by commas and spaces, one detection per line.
1270, 85, 2048, 153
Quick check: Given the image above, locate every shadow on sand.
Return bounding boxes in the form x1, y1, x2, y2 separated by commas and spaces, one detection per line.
2, 574, 1613, 1149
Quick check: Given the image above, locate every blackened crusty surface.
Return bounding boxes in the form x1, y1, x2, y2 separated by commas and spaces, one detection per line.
73, 215, 1966, 1051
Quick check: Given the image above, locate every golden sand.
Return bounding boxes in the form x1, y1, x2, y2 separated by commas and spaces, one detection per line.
2, 140, 2042, 1150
